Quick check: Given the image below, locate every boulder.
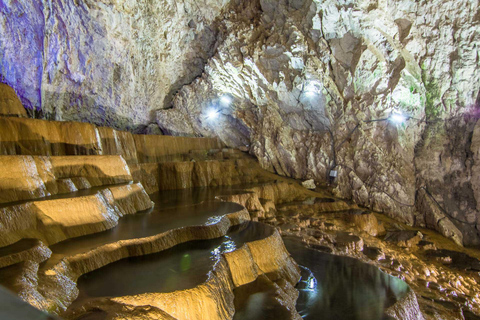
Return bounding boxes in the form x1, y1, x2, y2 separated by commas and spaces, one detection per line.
301, 179, 316, 190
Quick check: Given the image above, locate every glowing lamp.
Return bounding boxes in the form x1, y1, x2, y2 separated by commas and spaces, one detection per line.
206, 108, 220, 120
389, 111, 407, 124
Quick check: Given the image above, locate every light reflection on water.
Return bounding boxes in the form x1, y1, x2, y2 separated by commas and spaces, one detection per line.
283, 237, 409, 320
205, 215, 223, 225
296, 266, 321, 317
210, 236, 237, 261
73, 222, 272, 302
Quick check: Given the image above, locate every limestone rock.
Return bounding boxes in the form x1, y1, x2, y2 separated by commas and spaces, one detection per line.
1, 0, 479, 245
384, 231, 423, 248
0, 83, 27, 117
301, 179, 316, 190
425, 250, 480, 272
61, 226, 300, 320
156, 159, 269, 190
0, 182, 152, 247
416, 188, 464, 246
385, 289, 425, 320
344, 210, 383, 237
0, 239, 51, 269
335, 232, 364, 253
216, 191, 266, 219
0, 155, 135, 204
153, 0, 479, 245
0, 116, 223, 166
0, 0, 232, 130
363, 246, 385, 261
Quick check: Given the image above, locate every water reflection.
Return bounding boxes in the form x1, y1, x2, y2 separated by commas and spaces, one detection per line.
73, 222, 273, 303
283, 237, 409, 320
48, 191, 243, 261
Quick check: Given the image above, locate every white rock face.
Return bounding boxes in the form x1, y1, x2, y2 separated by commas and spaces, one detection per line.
1, 0, 479, 244
155, 0, 480, 244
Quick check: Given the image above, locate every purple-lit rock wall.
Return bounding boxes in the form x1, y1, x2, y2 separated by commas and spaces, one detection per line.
0, 1, 45, 111
0, 0, 229, 131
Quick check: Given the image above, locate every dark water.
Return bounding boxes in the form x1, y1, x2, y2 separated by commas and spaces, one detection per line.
52, 184, 409, 320
283, 237, 409, 320
45, 190, 244, 269
74, 222, 273, 302
0, 239, 39, 258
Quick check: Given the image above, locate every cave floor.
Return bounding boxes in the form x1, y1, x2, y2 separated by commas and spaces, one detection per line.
272, 191, 480, 320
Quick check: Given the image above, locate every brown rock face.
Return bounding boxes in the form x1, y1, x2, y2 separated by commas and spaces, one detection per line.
0, 83, 27, 118
0, 116, 223, 165
384, 231, 423, 248
416, 118, 480, 246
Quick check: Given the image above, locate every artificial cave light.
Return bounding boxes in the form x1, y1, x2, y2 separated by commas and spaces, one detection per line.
206, 108, 220, 120
388, 110, 408, 124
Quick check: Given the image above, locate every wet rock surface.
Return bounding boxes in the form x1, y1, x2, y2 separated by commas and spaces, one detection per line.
274, 193, 480, 320
73, 222, 274, 299
0, 0, 479, 250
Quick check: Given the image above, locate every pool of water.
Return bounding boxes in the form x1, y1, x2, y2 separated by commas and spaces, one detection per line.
283, 236, 409, 320
67, 222, 409, 320
44, 190, 244, 269
73, 221, 274, 301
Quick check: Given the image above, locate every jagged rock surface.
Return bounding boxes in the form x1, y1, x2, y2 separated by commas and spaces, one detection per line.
155, 0, 480, 245
1, 0, 479, 244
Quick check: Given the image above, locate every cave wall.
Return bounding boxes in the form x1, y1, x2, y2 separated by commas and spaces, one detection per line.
0, 0, 229, 131
1, 0, 479, 244
156, 0, 480, 245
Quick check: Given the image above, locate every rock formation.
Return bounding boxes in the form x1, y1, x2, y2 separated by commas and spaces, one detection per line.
2, 0, 478, 245
154, 0, 480, 245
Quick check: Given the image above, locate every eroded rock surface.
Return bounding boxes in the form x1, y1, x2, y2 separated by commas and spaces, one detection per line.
0, 0, 233, 130
1, 0, 479, 244
275, 194, 480, 320
153, 0, 479, 245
